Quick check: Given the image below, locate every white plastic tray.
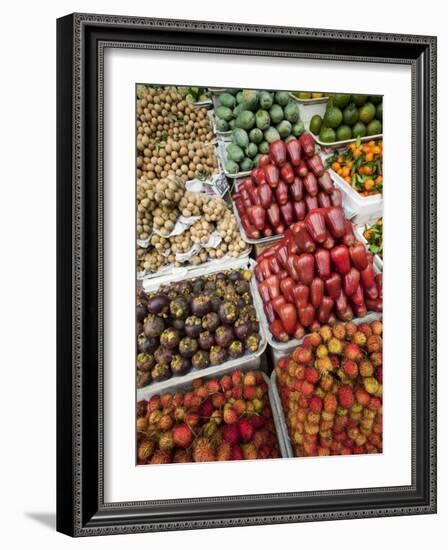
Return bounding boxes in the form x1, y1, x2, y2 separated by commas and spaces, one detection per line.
139, 256, 267, 390
355, 224, 383, 272
313, 132, 383, 150
329, 168, 383, 226
288, 93, 329, 105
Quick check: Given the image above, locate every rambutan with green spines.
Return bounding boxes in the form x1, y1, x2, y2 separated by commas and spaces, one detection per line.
316, 344, 329, 358
363, 376, 380, 395
148, 409, 162, 425
371, 319, 383, 335
252, 398, 264, 413
366, 334, 382, 353
243, 371, 256, 386
315, 357, 333, 375
242, 442, 258, 460
370, 351, 382, 367
304, 421, 319, 435
158, 414, 173, 432
211, 409, 222, 425
350, 402, 363, 414
202, 420, 218, 438
192, 437, 216, 462
246, 402, 255, 413
158, 431, 174, 451
319, 325, 333, 342
321, 410, 335, 422
255, 385, 265, 399
136, 416, 148, 433
223, 406, 238, 424
172, 423, 193, 449
233, 399, 246, 416
137, 439, 155, 462
328, 337, 343, 355
359, 359, 374, 377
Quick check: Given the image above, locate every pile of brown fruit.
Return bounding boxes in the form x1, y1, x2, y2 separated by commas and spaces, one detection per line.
136, 269, 262, 388
275, 319, 382, 457
136, 369, 280, 464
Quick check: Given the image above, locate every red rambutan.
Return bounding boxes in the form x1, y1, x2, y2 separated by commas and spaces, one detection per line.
342, 359, 358, 379
150, 450, 172, 464
338, 385, 355, 409
231, 444, 244, 460
222, 423, 239, 445
344, 342, 362, 362
172, 423, 193, 449
238, 418, 254, 442
309, 396, 323, 414
216, 441, 232, 461
223, 406, 238, 424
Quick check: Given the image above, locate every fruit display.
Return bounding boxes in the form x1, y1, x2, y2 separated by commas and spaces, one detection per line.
254, 207, 383, 343
135, 84, 386, 466
136, 268, 263, 388
215, 89, 305, 174
326, 140, 383, 196
137, 138, 219, 183
363, 218, 383, 258
136, 188, 249, 273
232, 133, 342, 241
275, 319, 383, 457
136, 369, 280, 463
309, 94, 383, 143
136, 85, 214, 143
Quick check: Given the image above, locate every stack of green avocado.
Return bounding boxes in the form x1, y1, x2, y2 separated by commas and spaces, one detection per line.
215, 89, 305, 174
310, 94, 383, 143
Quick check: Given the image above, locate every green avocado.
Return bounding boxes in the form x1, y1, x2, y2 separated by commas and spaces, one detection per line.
218, 92, 236, 109
215, 106, 233, 122
274, 91, 290, 106
249, 127, 263, 144
232, 128, 249, 148
284, 102, 300, 123
255, 110, 271, 130
269, 104, 284, 124
276, 120, 292, 138
259, 91, 273, 110
226, 143, 245, 163
236, 110, 256, 130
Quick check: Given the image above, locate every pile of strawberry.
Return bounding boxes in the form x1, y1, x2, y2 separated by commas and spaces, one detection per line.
136, 369, 280, 464
276, 320, 383, 457
232, 133, 342, 240
255, 207, 383, 342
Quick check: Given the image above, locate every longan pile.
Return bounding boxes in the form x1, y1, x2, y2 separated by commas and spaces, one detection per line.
137, 139, 218, 182
136, 85, 214, 144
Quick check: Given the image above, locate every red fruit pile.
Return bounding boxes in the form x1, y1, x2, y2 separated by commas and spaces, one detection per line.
255, 207, 383, 342
232, 134, 341, 240
136, 369, 280, 464
276, 319, 383, 457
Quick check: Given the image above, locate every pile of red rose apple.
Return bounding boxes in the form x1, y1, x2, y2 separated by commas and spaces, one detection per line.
254, 207, 383, 342
232, 134, 343, 239
276, 319, 383, 457
136, 369, 280, 464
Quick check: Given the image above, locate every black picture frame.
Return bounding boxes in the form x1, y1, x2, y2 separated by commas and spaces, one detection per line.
57, 13, 437, 537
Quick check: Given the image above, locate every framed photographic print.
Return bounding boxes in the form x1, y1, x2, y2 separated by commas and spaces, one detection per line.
56, 13, 437, 537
